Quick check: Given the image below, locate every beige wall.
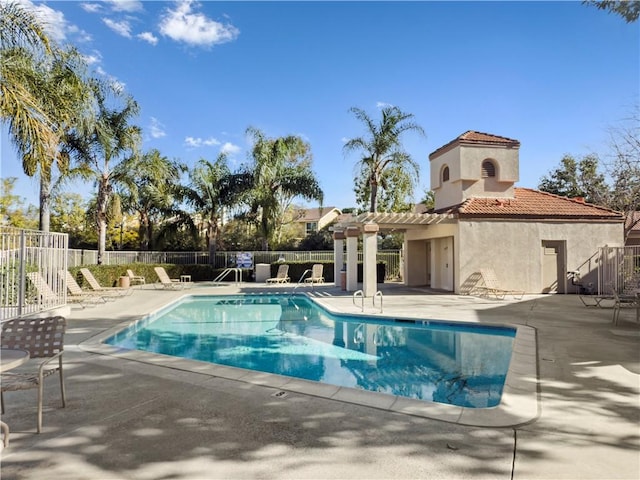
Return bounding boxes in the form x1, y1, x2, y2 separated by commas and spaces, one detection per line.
403, 219, 623, 294
430, 144, 519, 210
457, 220, 624, 294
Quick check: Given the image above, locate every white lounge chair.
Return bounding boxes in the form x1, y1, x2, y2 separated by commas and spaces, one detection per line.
475, 268, 524, 300
80, 268, 132, 297
59, 270, 107, 305
154, 267, 183, 289
266, 264, 290, 283
304, 264, 325, 284
27, 272, 98, 307
127, 269, 146, 285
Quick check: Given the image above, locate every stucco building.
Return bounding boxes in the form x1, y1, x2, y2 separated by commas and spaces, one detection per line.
334, 131, 625, 295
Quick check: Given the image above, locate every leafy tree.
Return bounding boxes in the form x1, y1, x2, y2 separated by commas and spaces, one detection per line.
183, 153, 236, 258
235, 127, 324, 250
538, 154, 610, 205
6, 47, 90, 232
119, 149, 188, 251
603, 105, 640, 240
420, 190, 435, 210
344, 106, 425, 213
65, 81, 141, 263
49, 192, 96, 248
583, 1, 640, 23
0, 177, 37, 228
354, 163, 416, 213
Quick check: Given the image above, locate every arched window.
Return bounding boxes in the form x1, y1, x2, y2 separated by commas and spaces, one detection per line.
442, 166, 450, 182
481, 160, 496, 178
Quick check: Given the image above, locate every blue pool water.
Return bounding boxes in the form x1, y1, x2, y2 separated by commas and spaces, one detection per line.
106, 295, 515, 408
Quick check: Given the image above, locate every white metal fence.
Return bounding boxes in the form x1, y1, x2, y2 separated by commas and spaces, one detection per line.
67, 249, 403, 280
0, 227, 68, 320
597, 245, 640, 295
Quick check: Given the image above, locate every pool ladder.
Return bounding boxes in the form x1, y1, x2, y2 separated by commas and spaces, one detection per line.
213, 267, 242, 285
353, 290, 383, 313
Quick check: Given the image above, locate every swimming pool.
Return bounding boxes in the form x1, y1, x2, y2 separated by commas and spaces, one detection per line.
106, 294, 515, 408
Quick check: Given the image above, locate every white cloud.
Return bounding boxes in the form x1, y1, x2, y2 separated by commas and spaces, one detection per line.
159, 0, 239, 47
102, 18, 132, 38
104, 0, 144, 13
80, 3, 103, 13
83, 50, 102, 65
149, 118, 166, 139
221, 142, 240, 156
376, 102, 394, 109
184, 136, 221, 148
137, 31, 158, 46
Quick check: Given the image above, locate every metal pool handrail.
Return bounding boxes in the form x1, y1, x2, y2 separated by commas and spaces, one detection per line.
213, 268, 241, 285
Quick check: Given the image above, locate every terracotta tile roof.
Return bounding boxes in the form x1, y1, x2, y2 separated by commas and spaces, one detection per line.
626, 211, 640, 232
435, 188, 623, 220
430, 130, 520, 159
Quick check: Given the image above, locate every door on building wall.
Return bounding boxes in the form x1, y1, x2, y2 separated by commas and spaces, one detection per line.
541, 241, 566, 293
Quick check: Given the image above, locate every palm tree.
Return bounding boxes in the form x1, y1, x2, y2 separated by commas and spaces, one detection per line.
182, 153, 236, 259
343, 106, 425, 213
240, 127, 324, 250
120, 149, 187, 250
0, 1, 51, 52
66, 81, 141, 263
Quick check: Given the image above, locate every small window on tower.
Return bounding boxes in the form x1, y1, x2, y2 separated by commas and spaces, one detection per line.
442, 166, 450, 182
481, 160, 496, 178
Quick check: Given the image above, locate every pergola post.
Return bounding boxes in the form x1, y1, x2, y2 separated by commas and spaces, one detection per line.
345, 227, 360, 292
332, 230, 345, 287
362, 222, 379, 297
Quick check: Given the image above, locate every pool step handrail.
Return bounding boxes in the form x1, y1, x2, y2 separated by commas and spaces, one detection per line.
292, 269, 312, 292
353, 290, 364, 312
213, 267, 241, 285
373, 290, 383, 313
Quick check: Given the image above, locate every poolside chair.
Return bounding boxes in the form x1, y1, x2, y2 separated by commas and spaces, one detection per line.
153, 266, 184, 289
612, 289, 639, 326
80, 268, 132, 297
27, 272, 96, 307
304, 264, 325, 284
476, 268, 524, 300
127, 269, 146, 285
1, 316, 67, 433
59, 270, 107, 305
266, 264, 290, 284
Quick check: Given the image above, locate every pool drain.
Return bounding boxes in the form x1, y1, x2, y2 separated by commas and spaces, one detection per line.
271, 391, 288, 398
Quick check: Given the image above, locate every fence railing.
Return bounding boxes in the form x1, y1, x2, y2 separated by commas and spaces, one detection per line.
597, 245, 640, 295
1, 227, 68, 320
67, 249, 403, 280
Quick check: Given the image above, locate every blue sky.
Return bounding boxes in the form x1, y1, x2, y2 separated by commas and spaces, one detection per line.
1, 0, 639, 210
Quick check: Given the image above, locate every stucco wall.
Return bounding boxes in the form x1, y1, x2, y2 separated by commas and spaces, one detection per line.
457, 220, 624, 293
404, 219, 623, 293
430, 145, 519, 210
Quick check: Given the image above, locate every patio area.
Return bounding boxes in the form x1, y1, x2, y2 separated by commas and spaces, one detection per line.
1, 282, 638, 479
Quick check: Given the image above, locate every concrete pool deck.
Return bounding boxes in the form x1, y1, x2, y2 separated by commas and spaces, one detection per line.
1, 282, 639, 479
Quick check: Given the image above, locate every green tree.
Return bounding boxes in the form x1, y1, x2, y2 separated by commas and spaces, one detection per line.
183, 153, 238, 258
344, 106, 425, 213
538, 154, 610, 205
0, 177, 38, 228
583, 1, 640, 23
66, 81, 141, 263
49, 192, 96, 247
354, 163, 416, 213
120, 149, 187, 251
236, 127, 324, 250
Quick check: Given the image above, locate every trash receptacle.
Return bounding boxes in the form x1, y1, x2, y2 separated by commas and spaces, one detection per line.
119, 276, 130, 288
255, 263, 271, 283
340, 271, 346, 291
